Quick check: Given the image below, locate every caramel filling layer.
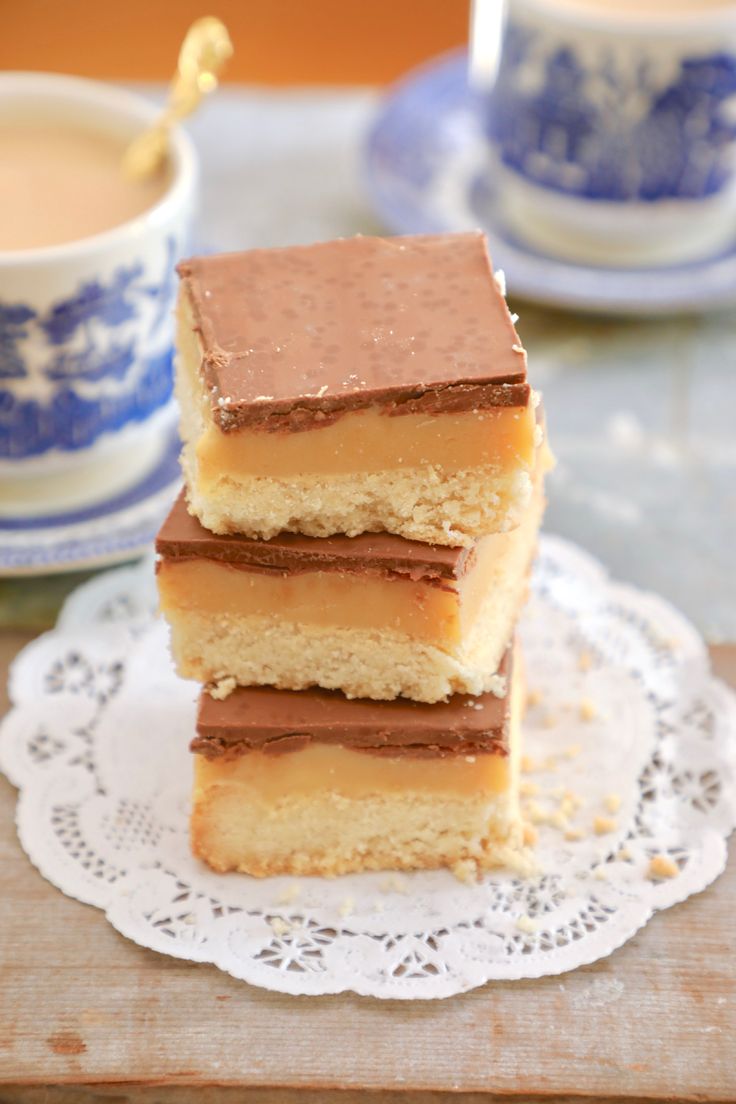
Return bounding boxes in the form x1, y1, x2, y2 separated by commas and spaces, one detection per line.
179, 305, 536, 481
157, 487, 541, 647
193, 741, 511, 801
197, 405, 536, 481
159, 558, 460, 643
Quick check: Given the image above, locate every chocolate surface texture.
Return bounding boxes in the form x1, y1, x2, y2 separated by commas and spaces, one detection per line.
157, 490, 473, 584
178, 232, 529, 432
192, 650, 512, 760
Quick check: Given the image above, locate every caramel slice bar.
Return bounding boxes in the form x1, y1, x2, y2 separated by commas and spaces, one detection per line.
190, 646, 524, 877
156, 472, 542, 702
176, 232, 538, 546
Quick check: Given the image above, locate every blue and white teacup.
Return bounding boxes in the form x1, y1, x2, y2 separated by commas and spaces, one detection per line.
476, 0, 736, 266
0, 73, 197, 516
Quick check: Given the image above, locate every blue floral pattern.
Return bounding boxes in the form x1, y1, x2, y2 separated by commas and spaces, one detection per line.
487, 24, 736, 202
0, 237, 178, 459
0, 304, 37, 381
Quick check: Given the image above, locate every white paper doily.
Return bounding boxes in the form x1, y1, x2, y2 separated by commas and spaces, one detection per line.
1, 535, 735, 999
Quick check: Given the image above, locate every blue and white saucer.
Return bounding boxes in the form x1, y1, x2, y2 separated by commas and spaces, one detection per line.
363, 50, 736, 315
0, 422, 181, 576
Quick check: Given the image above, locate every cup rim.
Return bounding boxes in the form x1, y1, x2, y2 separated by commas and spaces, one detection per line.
510, 0, 736, 34
0, 71, 198, 267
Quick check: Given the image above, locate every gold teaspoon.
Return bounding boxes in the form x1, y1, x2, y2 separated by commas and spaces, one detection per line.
122, 16, 233, 180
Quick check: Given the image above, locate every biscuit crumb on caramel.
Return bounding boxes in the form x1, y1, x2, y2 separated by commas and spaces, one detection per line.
209, 675, 237, 700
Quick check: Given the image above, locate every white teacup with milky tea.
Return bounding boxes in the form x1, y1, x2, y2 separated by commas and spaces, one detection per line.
0, 72, 197, 516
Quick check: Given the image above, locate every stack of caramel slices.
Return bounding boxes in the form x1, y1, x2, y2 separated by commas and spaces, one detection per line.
156, 232, 551, 877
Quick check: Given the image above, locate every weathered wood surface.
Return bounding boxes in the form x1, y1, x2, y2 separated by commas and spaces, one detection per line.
0, 632, 733, 1101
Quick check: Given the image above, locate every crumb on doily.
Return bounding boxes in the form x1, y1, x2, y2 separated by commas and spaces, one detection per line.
516, 914, 537, 934
579, 698, 597, 722
578, 650, 593, 671
277, 883, 301, 905
523, 823, 538, 846
521, 755, 537, 773
617, 847, 632, 862
209, 675, 237, 700
270, 917, 291, 936
520, 780, 540, 797
542, 754, 559, 772
494, 845, 539, 878
594, 816, 617, 835
648, 854, 680, 880
560, 795, 577, 819
525, 801, 567, 830
526, 688, 543, 707
525, 800, 543, 824
564, 743, 582, 759
542, 714, 557, 730
339, 897, 354, 918
604, 793, 622, 814
452, 858, 479, 884
564, 827, 586, 842
379, 874, 407, 895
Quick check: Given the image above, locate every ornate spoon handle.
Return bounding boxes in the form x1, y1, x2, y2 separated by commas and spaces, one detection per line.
122, 16, 233, 181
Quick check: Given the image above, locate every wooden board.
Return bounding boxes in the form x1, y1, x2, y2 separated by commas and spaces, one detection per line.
0, 633, 733, 1103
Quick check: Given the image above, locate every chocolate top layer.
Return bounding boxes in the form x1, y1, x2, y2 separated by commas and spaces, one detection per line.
178, 232, 529, 432
192, 649, 511, 760
156, 490, 472, 583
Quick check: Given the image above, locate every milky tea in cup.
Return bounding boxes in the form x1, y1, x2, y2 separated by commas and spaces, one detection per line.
0, 73, 197, 517
0, 120, 170, 251
475, 0, 736, 266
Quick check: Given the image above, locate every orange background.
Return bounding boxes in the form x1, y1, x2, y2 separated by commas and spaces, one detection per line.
1, 1, 469, 85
